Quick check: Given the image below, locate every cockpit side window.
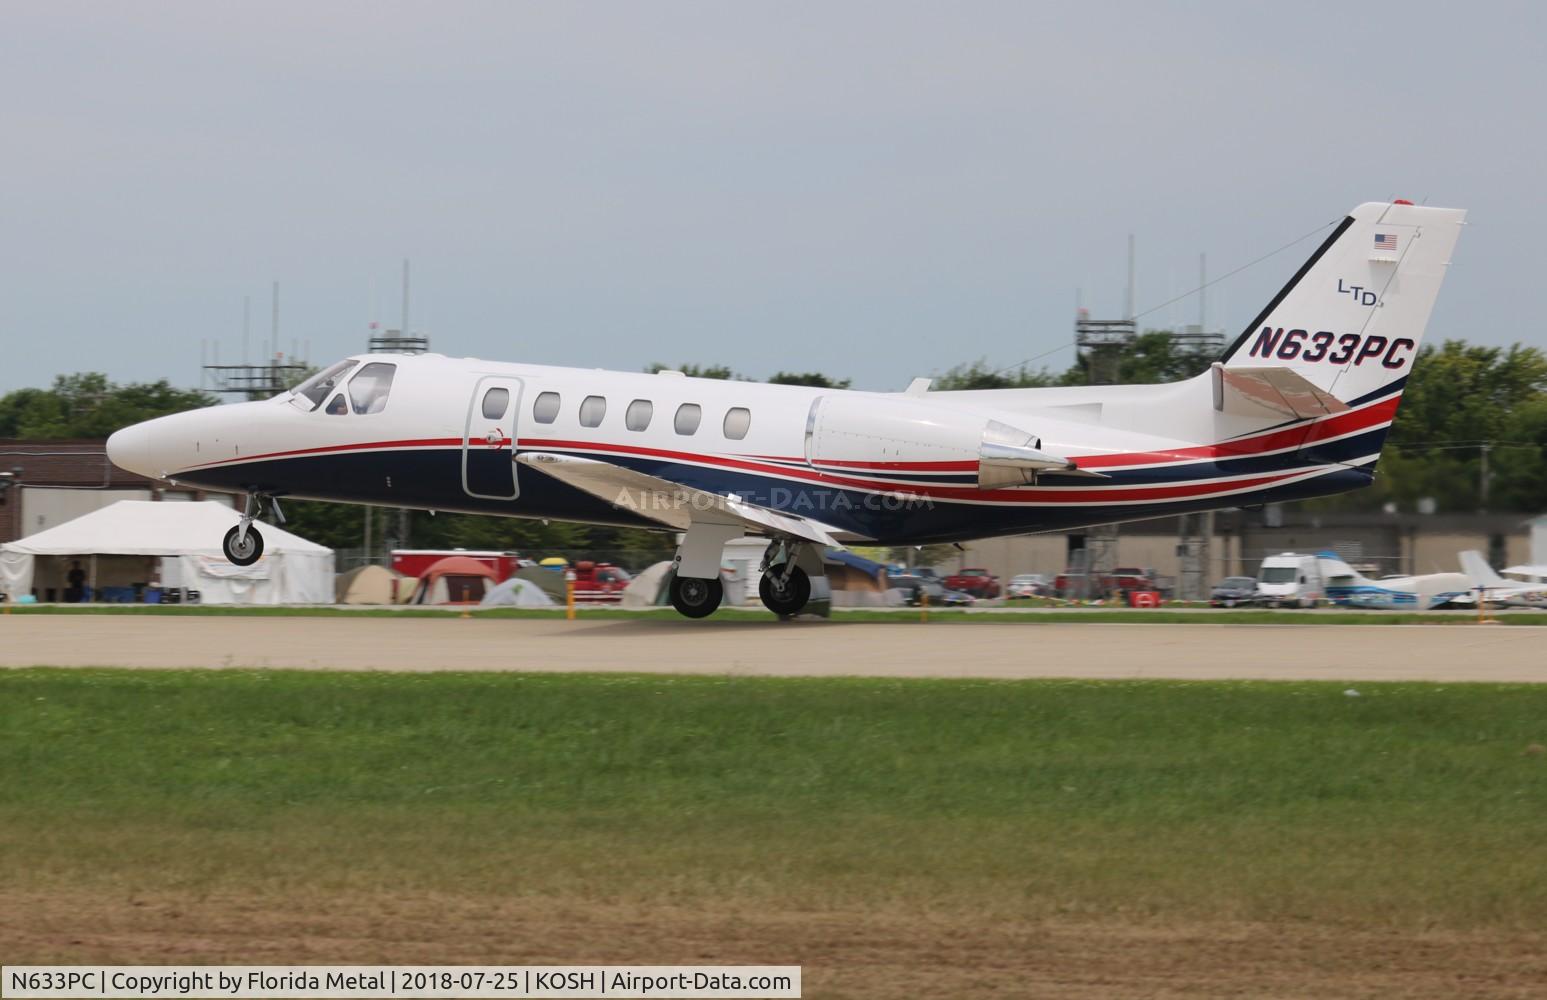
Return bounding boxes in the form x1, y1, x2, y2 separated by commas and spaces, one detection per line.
347, 362, 397, 415
294, 360, 359, 409
325, 393, 348, 416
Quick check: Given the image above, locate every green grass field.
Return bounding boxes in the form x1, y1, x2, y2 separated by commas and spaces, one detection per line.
3, 668, 1545, 931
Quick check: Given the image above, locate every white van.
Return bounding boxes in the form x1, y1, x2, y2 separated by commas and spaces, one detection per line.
1255, 553, 1323, 608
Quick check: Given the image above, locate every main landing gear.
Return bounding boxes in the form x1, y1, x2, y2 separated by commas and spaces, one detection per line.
758, 539, 816, 618
222, 493, 284, 567
666, 522, 827, 620
668, 575, 724, 619
760, 561, 811, 617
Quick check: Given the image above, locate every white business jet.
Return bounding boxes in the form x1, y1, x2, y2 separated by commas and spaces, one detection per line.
107, 200, 1465, 618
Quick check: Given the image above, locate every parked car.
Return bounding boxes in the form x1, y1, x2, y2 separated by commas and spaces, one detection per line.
890, 574, 976, 607
942, 568, 1001, 598
1210, 576, 1259, 607
1006, 573, 1052, 598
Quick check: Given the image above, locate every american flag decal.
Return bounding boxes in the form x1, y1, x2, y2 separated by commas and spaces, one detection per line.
1373, 233, 1399, 253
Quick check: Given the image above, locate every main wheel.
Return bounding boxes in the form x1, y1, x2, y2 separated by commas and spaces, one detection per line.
669, 575, 723, 618
759, 566, 811, 617
222, 524, 264, 566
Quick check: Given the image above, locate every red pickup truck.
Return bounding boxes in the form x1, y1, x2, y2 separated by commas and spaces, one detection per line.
942, 568, 1001, 598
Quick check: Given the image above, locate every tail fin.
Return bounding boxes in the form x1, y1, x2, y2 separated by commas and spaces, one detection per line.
1458, 549, 1505, 588
1220, 202, 1466, 407
1316, 551, 1366, 585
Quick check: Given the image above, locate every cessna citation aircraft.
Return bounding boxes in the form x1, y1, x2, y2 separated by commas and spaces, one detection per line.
108, 200, 1464, 618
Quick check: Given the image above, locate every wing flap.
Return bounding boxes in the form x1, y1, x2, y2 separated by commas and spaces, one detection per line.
515, 451, 864, 547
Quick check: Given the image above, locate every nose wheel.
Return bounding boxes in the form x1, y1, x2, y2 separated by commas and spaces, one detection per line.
222, 493, 280, 567
222, 524, 265, 566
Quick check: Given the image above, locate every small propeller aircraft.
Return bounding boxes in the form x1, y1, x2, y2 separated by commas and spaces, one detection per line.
108, 200, 1465, 618
1458, 550, 1547, 609
1316, 552, 1471, 610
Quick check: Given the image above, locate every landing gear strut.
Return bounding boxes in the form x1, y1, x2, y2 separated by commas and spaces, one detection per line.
222, 493, 282, 567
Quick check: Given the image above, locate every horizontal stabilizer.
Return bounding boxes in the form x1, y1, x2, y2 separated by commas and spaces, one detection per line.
515, 451, 866, 546
1211, 363, 1351, 420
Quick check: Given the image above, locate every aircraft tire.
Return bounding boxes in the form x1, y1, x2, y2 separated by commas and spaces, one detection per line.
222, 524, 264, 567
759, 566, 811, 617
669, 575, 723, 618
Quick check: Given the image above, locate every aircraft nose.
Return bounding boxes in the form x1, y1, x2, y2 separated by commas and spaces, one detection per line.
106, 422, 154, 478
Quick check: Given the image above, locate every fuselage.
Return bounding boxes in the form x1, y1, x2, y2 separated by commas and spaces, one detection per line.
107, 351, 1395, 545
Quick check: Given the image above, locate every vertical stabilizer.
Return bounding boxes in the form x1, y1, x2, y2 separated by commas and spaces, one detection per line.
1459, 549, 1505, 588
1221, 202, 1466, 406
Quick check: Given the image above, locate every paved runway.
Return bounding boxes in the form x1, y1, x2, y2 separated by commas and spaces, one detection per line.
2, 615, 1544, 681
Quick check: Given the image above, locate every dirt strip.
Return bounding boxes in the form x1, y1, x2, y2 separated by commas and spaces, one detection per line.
2, 616, 1545, 681
4, 889, 1544, 999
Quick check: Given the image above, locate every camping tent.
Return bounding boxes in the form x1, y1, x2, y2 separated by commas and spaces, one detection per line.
335, 564, 401, 605
409, 556, 498, 604
478, 577, 556, 608
824, 549, 891, 606
0, 500, 333, 605
620, 560, 673, 608
513, 565, 567, 601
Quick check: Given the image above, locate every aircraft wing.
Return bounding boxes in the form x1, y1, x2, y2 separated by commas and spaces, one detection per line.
1212, 363, 1351, 420
514, 451, 867, 547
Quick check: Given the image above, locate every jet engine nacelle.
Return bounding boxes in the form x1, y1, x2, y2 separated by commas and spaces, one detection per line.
806, 395, 1077, 489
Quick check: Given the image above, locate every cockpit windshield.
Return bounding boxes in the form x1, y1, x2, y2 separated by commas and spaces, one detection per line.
347, 362, 397, 414
292, 360, 359, 409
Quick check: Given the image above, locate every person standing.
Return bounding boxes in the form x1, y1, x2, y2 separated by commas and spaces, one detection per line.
65, 560, 86, 603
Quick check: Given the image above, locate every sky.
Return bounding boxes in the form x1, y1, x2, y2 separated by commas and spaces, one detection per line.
2, 1, 1544, 395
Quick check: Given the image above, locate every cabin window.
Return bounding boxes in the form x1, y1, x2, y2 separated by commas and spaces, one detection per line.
625, 399, 653, 431
533, 391, 561, 424
481, 387, 510, 419
325, 393, 348, 416
579, 395, 607, 428
723, 407, 751, 440
347, 362, 397, 414
674, 403, 702, 435
295, 360, 358, 409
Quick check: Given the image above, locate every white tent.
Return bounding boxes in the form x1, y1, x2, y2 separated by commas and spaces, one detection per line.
0, 501, 334, 605
478, 577, 556, 608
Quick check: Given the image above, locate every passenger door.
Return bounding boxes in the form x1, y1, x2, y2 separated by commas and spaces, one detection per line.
462, 377, 523, 500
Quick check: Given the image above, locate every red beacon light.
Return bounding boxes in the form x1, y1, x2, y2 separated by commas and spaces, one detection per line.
1394, 199, 1414, 205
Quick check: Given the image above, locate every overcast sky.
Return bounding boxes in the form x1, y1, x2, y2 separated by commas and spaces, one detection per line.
2, 1, 1543, 395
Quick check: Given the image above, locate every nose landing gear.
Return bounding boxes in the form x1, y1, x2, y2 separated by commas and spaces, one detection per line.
222, 494, 283, 567
222, 523, 264, 566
